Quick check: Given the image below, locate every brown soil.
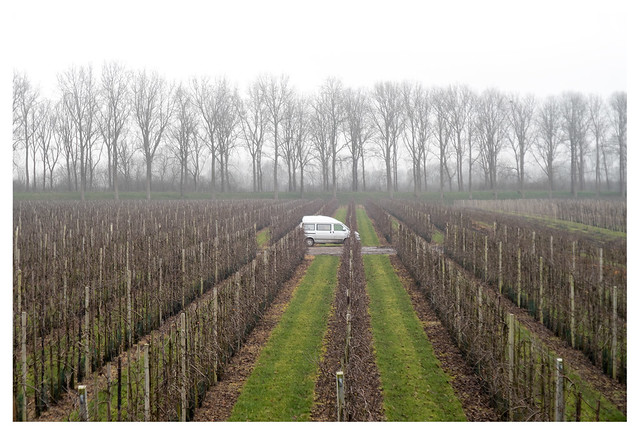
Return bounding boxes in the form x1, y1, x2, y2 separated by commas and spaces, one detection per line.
389, 255, 500, 421
311, 247, 385, 421
192, 256, 313, 421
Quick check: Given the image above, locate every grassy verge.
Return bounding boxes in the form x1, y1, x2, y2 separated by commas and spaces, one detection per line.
364, 254, 466, 421
356, 207, 379, 246
499, 210, 626, 242
228, 255, 339, 421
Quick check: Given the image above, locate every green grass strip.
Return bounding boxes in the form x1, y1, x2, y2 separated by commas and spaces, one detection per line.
256, 227, 271, 248
229, 255, 339, 421
364, 255, 466, 421
356, 207, 379, 246
333, 206, 347, 223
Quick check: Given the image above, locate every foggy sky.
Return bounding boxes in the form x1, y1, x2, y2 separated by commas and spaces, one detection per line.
3, 0, 628, 98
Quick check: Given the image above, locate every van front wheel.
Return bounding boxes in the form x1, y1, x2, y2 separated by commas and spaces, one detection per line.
305, 238, 315, 247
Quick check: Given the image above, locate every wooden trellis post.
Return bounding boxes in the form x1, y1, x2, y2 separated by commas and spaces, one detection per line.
498, 241, 503, 294
180, 312, 187, 422
612, 286, 618, 380
554, 358, 565, 422
484, 236, 488, 280
144, 344, 150, 421
78, 385, 88, 421
539, 257, 544, 324
106, 363, 111, 422
517, 248, 522, 307
508, 313, 515, 420
336, 371, 345, 421
21, 311, 27, 422
570, 275, 575, 348
84, 286, 90, 379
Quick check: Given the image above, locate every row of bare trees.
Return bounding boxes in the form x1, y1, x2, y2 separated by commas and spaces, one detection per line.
13, 65, 627, 198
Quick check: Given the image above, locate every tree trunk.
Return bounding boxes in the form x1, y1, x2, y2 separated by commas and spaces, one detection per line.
114, 141, 119, 200
273, 125, 279, 200
146, 157, 152, 201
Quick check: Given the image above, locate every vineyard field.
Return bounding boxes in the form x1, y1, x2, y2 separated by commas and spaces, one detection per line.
13, 197, 626, 422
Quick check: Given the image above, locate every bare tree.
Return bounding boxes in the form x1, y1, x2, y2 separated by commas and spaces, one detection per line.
192, 77, 219, 198
466, 93, 479, 199
292, 98, 313, 197
59, 65, 99, 201
446, 85, 474, 192
560, 92, 588, 197
117, 137, 137, 190
260, 74, 292, 200
44, 101, 63, 190
13, 72, 40, 191
587, 94, 609, 196
432, 88, 453, 199
190, 130, 206, 192
214, 80, 241, 193
318, 78, 345, 199
371, 81, 403, 197
98, 62, 130, 199
238, 79, 269, 192
343, 87, 373, 192
281, 95, 299, 192
171, 85, 197, 198
55, 99, 77, 191
401, 82, 430, 196
132, 70, 174, 200
507, 94, 536, 197
533, 95, 562, 198
609, 91, 626, 197
310, 91, 331, 192
34, 100, 57, 191
476, 88, 507, 199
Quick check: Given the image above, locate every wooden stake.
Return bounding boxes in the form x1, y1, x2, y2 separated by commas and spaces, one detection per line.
517, 248, 522, 307
127, 269, 132, 347
78, 385, 88, 421
554, 358, 565, 422
570, 274, 575, 348
498, 241, 503, 294
106, 363, 111, 422
84, 286, 90, 378
21, 311, 27, 422
180, 312, 187, 422
612, 286, 618, 380
144, 344, 150, 422
336, 371, 345, 421
539, 256, 544, 324
484, 236, 488, 280
508, 313, 515, 420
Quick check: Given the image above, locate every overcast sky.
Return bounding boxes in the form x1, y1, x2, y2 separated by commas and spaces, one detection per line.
3, 0, 630, 99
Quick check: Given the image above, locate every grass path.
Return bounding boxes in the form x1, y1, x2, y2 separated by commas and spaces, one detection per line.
356, 207, 379, 246
358, 206, 466, 421
228, 257, 339, 421
364, 254, 466, 421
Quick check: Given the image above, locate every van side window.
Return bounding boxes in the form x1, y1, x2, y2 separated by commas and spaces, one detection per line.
334, 224, 344, 231
303, 223, 315, 231
317, 223, 331, 231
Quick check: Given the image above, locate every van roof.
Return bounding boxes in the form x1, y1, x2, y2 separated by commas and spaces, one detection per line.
302, 215, 344, 225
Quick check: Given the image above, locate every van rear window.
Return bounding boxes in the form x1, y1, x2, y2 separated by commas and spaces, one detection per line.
317, 223, 331, 231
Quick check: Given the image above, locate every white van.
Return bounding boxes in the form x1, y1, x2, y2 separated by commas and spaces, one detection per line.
301, 215, 360, 247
